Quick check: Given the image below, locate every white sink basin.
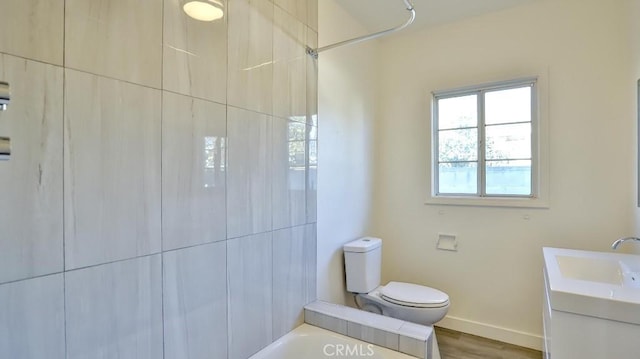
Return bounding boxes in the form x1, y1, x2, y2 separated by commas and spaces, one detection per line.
544, 247, 640, 324
555, 254, 640, 288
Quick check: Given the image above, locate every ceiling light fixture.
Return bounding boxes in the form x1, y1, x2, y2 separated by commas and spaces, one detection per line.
183, 0, 224, 22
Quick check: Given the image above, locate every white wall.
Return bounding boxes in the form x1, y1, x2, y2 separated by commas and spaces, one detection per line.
317, 0, 377, 304
372, 0, 634, 349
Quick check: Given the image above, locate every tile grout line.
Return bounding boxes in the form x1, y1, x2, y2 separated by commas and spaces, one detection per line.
63, 252, 165, 276
0, 50, 62, 69
271, 25, 280, 222
0, 223, 315, 286
0, 271, 65, 287
0, 239, 243, 288
224, 1, 230, 357
160, 0, 166, 358
62, 0, 68, 357
0, 56, 264, 122
271, 226, 275, 341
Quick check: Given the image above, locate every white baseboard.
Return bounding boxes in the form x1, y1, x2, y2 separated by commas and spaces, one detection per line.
437, 315, 543, 351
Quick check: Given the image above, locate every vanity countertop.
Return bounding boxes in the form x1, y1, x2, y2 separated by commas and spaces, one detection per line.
543, 247, 640, 324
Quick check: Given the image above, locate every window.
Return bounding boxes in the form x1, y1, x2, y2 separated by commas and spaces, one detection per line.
431, 77, 542, 204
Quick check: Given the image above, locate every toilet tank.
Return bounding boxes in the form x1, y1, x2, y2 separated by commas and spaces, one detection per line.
343, 237, 382, 293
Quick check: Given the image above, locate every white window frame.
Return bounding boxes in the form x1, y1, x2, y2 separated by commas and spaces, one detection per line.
426, 76, 550, 208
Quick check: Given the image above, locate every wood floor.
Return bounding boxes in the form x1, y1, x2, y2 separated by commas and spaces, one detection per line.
434, 327, 542, 359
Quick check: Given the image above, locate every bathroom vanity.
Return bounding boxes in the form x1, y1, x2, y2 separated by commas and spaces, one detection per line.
542, 247, 640, 358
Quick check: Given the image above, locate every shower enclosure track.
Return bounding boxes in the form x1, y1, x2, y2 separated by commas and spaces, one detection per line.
306, 0, 416, 58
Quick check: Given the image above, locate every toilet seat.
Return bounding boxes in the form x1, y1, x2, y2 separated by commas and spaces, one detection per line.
380, 281, 449, 309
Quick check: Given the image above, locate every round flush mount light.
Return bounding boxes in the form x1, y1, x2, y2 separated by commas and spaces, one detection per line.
183, 0, 224, 22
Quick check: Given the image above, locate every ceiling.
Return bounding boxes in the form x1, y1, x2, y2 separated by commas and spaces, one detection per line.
336, 0, 539, 35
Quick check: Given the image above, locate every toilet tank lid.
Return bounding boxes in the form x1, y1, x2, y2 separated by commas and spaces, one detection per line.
343, 237, 382, 253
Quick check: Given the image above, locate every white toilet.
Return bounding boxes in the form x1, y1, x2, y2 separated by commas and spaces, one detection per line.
343, 237, 450, 326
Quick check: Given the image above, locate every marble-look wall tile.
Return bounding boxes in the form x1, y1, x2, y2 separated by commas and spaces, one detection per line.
227, 106, 272, 238
306, 28, 318, 127
65, 255, 163, 359
0, 275, 65, 359
306, 124, 318, 223
0, 54, 63, 284
163, 0, 227, 102
0, 0, 64, 65
274, 0, 307, 25
162, 92, 226, 251
163, 242, 227, 359
305, 301, 431, 357
64, 70, 161, 270
347, 322, 400, 351
398, 322, 432, 359
65, 0, 162, 88
273, 7, 306, 120
305, 300, 360, 320
228, 233, 273, 358
272, 118, 306, 229
305, 300, 404, 333
272, 225, 316, 338
306, 28, 318, 224
228, 0, 273, 114
305, 223, 317, 301
399, 335, 428, 359
304, 310, 348, 335
0, 0, 318, 357
398, 322, 431, 341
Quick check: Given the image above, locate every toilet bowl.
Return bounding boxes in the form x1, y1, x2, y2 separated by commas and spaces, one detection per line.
343, 237, 450, 326
356, 282, 449, 326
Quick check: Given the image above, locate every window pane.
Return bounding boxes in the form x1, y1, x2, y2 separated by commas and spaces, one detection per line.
438, 128, 478, 162
438, 162, 477, 194
485, 86, 531, 125
485, 160, 531, 195
485, 123, 531, 160
437, 95, 477, 129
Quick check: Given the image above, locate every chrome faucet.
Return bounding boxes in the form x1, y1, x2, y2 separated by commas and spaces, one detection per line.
611, 237, 640, 250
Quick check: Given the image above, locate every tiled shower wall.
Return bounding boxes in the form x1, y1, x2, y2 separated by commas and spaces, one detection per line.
0, 0, 317, 358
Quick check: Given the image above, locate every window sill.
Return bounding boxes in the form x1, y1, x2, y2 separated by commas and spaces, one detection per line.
425, 195, 549, 209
